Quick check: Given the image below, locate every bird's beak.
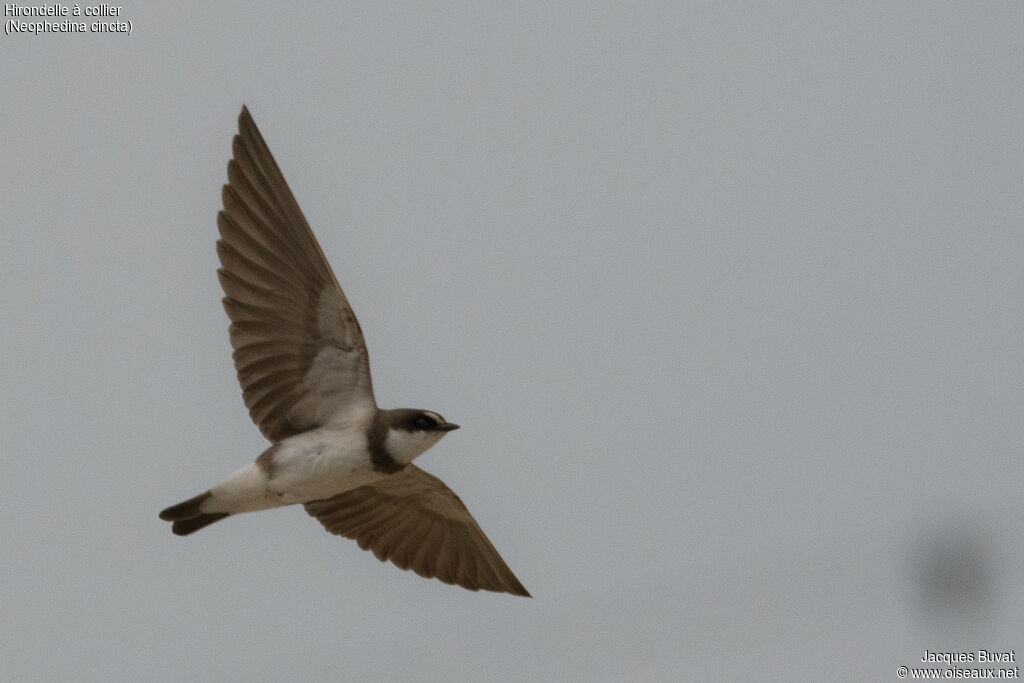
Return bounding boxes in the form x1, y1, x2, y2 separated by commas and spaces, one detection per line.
436, 422, 460, 432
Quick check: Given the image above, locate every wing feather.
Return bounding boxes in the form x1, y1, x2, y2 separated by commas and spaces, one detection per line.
304, 465, 530, 597
217, 106, 376, 441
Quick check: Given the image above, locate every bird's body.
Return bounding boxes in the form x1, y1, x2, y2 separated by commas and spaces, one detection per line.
159, 106, 529, 597
215, 426, 380, 511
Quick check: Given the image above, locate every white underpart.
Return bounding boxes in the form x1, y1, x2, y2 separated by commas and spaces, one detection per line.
267, 427, 382, 503
385, 426, 449, 466
202, 426, 385, 514
204, 462, 280, 515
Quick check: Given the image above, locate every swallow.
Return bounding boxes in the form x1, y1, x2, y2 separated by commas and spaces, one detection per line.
159, 106, 529, 597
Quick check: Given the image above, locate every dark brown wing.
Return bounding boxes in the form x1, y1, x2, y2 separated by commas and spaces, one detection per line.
304, 465, 530, 597
217, 106, 376, 442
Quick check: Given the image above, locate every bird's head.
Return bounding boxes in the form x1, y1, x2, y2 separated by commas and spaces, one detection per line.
382, 409, 459, 465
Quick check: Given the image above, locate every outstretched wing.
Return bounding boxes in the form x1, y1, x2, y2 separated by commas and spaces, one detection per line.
217, 106, 376, 442
304, 465, 530, 597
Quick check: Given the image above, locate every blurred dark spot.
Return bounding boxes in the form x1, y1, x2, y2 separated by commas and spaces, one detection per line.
911, 519, 995, 617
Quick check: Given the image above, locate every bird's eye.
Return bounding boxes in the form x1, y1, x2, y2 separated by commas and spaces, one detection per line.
415, 415, 434, 429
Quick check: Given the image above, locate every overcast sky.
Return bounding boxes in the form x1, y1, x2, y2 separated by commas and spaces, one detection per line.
3, 3, 1022, 681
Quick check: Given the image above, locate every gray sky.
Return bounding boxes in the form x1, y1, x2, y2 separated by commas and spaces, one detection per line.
3, 3, 1022, 681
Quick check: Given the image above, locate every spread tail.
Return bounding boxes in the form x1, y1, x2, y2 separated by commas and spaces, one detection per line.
159, 490, 231, 536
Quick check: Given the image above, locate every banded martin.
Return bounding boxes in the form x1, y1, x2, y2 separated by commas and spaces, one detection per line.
159, 106, 529, 597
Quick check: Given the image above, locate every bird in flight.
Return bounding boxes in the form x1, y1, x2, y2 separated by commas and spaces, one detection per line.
159, 106, 529, 597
